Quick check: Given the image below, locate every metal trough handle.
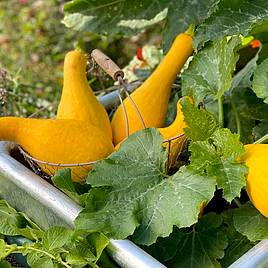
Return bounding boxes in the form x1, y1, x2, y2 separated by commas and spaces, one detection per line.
91, 49, 124, 80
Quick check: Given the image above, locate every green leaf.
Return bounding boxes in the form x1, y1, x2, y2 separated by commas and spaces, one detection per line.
16, 226, 43, 242
231, 48, 260, 91
232, 202, 268, 242
0, 260, 12, 268
195, 0, 268, 46
225, 87, 268, 143
258, 43, 268, 64
63, 0, 167, 34
87, 232, 109, 260
211, 128, 245, 158
97, 251, 118, 268
163, 0, 220, 50
221, 232, 252, 268
190, 129, 247, 202
42, 226, 73, 251
252, 58, 268, 103
220, 211, 254, 268
169, 213, 228, 268
142, 229, 181, 262
182, 37, 240, 103
75, 129, 216, 245
52, 169, 82, 205
237, 89, 268, 121
67, 242, 96, 265
253, 121, 268, 142
0, 240, 7, 259
27, 253, 54, 268
181, 97, 218, 141
0, 200, 26, 236
0, 200, 42, 240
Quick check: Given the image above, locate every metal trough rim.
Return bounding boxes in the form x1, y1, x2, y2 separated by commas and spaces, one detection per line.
0, 142, 165, 268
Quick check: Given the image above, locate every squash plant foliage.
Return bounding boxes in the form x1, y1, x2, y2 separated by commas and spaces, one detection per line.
61, 1, 268, 267
2, 1, 268, 267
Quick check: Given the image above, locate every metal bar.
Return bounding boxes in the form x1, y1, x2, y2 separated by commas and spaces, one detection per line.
0, 142, 165, 268
229, 240, 268, 268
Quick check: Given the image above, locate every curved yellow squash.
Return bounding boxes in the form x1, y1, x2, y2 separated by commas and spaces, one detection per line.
57, 50, 112, 140
242, 144, 268, 217
159, 99, 186, 167
111, 33, 193, 145
0, 117, 114, 182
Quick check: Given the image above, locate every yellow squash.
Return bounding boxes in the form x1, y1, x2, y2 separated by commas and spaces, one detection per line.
111, 33, 193, 145
0, 117, 114, 182
115, 99, 187, 168
242, 144, 268, 217
57, 49, 112, 140
159, 99, 186, 168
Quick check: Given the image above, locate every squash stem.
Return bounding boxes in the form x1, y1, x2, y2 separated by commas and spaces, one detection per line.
185, 24, 195, 37
218, 96, 224, 128
254, 133, 268, 144
229, 96, 241, 136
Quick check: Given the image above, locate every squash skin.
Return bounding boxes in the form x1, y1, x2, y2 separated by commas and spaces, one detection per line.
0, 117, 114, 182
57, 50, 112, 140
111, 33, 193, 145
242, 144, 268, 218
159, 99, 186, 167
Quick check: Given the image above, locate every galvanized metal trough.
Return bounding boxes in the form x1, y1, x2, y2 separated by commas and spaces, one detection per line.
0, 91, 267, 267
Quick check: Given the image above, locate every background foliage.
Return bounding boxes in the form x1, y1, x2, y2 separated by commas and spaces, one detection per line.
0, 0, 161, 117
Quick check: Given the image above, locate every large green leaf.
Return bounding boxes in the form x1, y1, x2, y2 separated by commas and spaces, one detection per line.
252, 58, 268, 103
189, 129, 247, 202
0, 260, 12, 268
253, 121, 268, 142
231, 48, 260, 91
42, 226, 73, 251
220, 210, 254, 268
27, 253, 54, 268
163, 0, 220, 50
63, 0, 168, 34
195, 0, 268, 46
0, 240, 7, 259
75, 129, 216, 245
169, 213, 228, 268
182, 37, 240, 103
63, 0, 220, 50
52, 169, 83, 205
181, 97, 218, 141
225, 87, 268, 143
142, 230, 180, 262
232, 202, 268, 242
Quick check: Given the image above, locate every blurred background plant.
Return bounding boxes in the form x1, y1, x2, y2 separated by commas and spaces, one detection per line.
0, 0, 162, 117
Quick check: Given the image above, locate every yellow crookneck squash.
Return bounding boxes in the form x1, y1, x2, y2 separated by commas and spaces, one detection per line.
57, 49, 112, 140
242, 144, 268, 218
159, 99, 187, 168
111, 33, 193, 145
0, 117, 114, 182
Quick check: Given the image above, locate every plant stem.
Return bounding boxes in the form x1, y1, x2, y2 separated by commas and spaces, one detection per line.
218, 96, 224, 128
185, 24, 196, 36
230, 97, 241, 136
234, 198, 242, 208
254, 133, 268, 144
10, 245, 72, 268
